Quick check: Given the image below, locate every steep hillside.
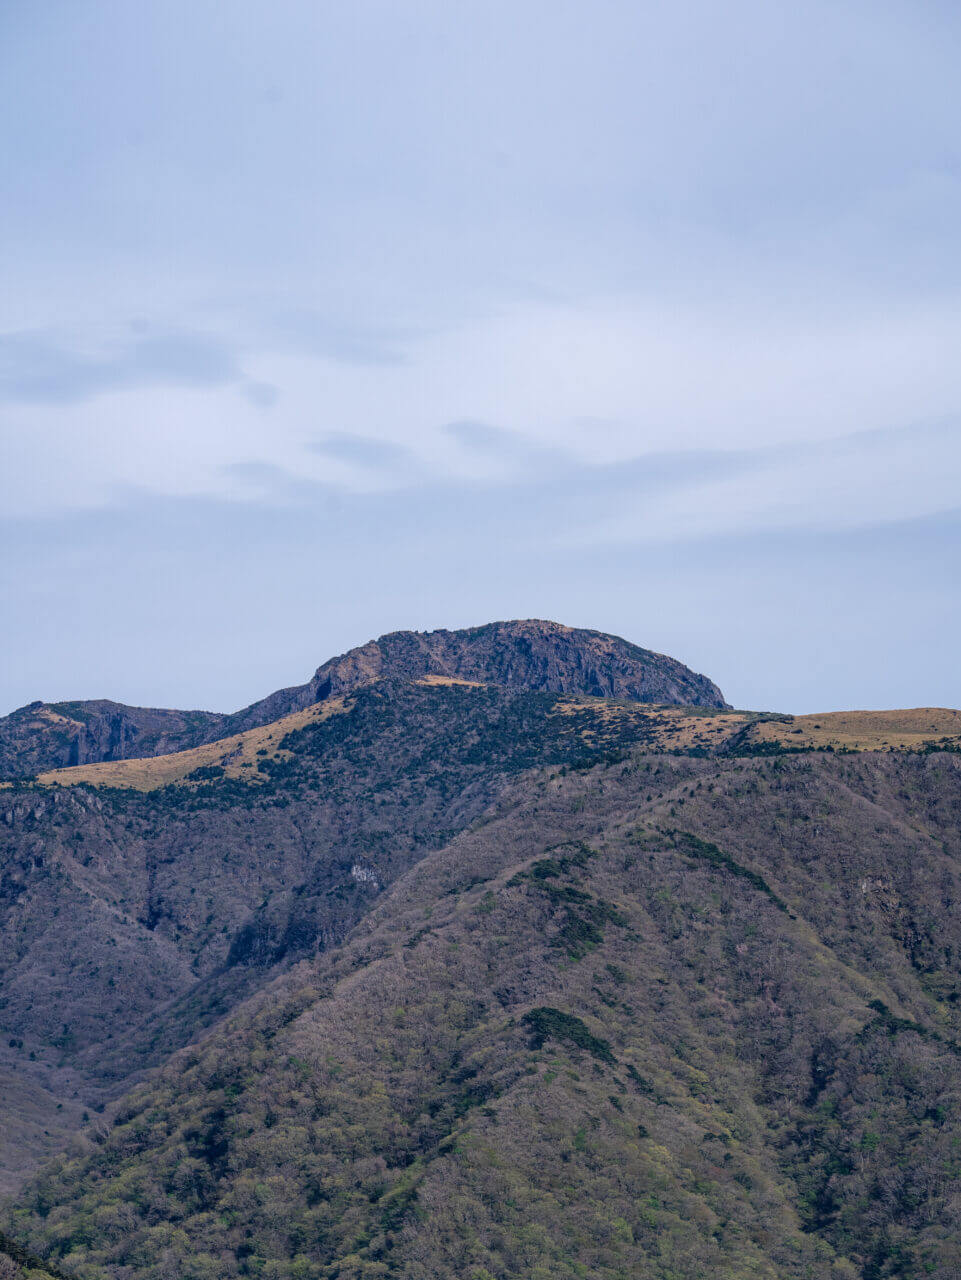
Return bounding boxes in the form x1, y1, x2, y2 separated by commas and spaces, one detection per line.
0, 702, 225, 781
0, 680, 740, 1193
23, 699, 961, 794
8, 746, 961, 1279
0, 1229, 61, 1279
3, 627, 961, 1279
33, 700, 351, 791
2, 676, 959, 1199
32, 694, 758, 791
0, 622, 727, 779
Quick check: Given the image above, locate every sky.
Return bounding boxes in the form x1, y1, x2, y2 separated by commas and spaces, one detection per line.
2, 0, 960, 715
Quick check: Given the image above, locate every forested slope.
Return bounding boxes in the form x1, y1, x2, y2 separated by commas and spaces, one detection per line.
8, 745, 961, 1279
0, 681, 737, 1193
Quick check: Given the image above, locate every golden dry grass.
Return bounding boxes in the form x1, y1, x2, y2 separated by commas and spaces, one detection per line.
24, 692, 961, 794
413, 675, 487, 688
552, 698, 753, 751
33, 707, 85, 730
750, 707, 961, 751
36, 699, 350, 791
554, 699, 961, 754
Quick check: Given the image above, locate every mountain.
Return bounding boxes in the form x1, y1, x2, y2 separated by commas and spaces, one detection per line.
0, 622, 726, 779
0, 701, 225, 782
1, 624, 961, 1279
0, 621, 727, 1193
231, 620, 729, 729
7, 740, 961, 1280
0, 666, 737, 1197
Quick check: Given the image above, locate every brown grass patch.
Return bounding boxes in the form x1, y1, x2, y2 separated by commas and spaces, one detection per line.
552, 698, 752, 751
413, 675, 487, 688
34, 707, 85, 730
37, 699, 350, 791
750, 707, 961, 751
552, 700, 961, 754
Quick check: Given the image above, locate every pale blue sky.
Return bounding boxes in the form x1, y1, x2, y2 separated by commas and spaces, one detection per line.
2, 0, 960, 713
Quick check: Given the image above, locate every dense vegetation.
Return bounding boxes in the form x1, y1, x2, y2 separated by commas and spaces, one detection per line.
0, 681, 729, 1193
3, 625, 961, 1277
0, 1228, 61, 1279
5, 741, 961, 1278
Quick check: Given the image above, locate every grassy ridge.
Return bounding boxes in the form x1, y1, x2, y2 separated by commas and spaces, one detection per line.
20, 696, 961, 796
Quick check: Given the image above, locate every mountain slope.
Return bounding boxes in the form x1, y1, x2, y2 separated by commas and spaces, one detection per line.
0, 680, 742, 1194
0, 1230, 60, 1280
2, 676, 959, 1201
4, 627, 961, 1278
0, 622, 727, 779
0, 702, 225, 782
8, 746, 961, 1279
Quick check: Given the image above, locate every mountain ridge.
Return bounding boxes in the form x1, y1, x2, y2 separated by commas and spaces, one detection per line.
0, 621, 726, 779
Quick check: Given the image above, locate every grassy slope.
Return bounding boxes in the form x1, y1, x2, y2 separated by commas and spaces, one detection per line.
33, 702, 350, 790
746, 708, 961, 752
29, 694, 754, 791
9, 747, 961, 1279
20, 700, 961, 796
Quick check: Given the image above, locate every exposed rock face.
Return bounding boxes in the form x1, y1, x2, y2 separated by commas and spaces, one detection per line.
231, 620, 728, 730
0, 701, 226, 780
0, 621, 726, 778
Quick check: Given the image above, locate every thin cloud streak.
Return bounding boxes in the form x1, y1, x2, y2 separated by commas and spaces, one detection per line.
3, 298, 960, 526
2, 481, 959, 718
0, 330, 240, 404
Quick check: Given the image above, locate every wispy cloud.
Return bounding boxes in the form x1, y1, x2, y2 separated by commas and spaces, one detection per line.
0, 330, 241, 404
3, 298, 960, 529
3, 470, 959, 718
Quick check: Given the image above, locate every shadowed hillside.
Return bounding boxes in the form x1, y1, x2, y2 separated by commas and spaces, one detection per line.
0, 679, 740, 1194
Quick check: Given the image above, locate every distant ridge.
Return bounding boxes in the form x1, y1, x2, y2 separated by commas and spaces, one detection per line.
0, 620, 726, 778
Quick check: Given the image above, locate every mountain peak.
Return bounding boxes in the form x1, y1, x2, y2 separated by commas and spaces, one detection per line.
291, 618, 727, 711
0, 621, 727, 779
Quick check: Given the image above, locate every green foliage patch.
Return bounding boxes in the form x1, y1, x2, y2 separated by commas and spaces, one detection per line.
521, 1007, 616, 1065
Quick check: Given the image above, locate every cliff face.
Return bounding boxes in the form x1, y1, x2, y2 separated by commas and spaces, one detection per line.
0, 701, 226, 780
0, 622, 727, 778
349, 620, 727, 706
233, 619, 728, 730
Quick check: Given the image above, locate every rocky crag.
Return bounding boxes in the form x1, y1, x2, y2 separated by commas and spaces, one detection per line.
0, 621, 726, 778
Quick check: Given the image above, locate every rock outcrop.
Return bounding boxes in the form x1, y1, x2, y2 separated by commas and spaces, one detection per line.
0, 621, 726, 778
249, 620, 727, 721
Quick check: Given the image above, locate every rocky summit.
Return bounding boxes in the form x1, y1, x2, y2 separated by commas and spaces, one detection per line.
0, 621, 726, 779
1, 623, 960, 1280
